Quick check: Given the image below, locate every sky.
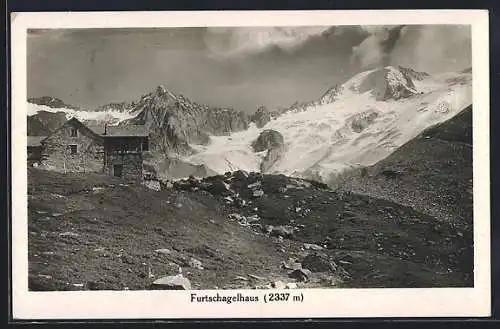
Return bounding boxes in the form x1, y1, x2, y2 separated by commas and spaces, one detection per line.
27, 25, 472, 113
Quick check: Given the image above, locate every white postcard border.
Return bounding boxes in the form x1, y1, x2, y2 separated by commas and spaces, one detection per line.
11, 10, 491, 319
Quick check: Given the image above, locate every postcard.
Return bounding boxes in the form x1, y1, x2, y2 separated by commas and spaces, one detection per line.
10, 9, 490, 319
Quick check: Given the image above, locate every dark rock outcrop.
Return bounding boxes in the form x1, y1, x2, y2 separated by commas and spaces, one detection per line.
93, 101, 132, 113
250, 106, 271, 128
252, 130, 284, 152
28, 96, 81, 110
123, 85, 250, 155
27, 111, 68, 136
252, 130, 285, 173
319, 84, 344, 105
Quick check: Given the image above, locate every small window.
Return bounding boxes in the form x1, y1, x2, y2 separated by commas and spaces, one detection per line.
68, 144, 77, 155
113, 164, 123, 177
70, 127, 78, 137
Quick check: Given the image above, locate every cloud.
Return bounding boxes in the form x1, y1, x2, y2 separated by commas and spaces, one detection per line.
350, 25, 405, 69
203, 26, 330, 58
389, 25, 472, 73
349, 25, 471, 72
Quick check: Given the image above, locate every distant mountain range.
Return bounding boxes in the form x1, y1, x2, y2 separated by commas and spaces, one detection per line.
27, 65, 472, 184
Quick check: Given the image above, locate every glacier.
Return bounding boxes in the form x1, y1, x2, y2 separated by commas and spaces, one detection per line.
183, 66, 472, 184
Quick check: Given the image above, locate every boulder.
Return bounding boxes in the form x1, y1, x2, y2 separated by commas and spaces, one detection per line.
150, 274, 191, 290
270, 225, 295, 238
154, 248, 172, 255
232, 170, 249, 182
228, 213, 246, 222
252, 189, 265, 198
247, 181, 262, 189
188, 257, 204, 270
263, 225, 274, 234
282, 259, 303, 270
288, 268, 312, 282
303, 243, 324, 251
271, 280, 286, 289
204, 179, 231, 195
301, 253, 335, 272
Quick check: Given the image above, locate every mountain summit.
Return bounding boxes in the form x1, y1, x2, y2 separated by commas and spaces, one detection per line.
123, 85, 249, 154
184, 66, 472, 184
26, 65, 471, 184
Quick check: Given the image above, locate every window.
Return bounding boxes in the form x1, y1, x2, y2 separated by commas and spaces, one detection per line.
69, 144, 77, 155
70, 127, 78, 137
113, 164, 123, 177
142, 140, 149, 151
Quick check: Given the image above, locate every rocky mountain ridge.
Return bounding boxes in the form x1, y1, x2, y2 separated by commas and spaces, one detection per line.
26, 65, 471, 186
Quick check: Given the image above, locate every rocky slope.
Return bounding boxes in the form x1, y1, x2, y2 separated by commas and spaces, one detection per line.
28, 166, 472, 291
336, 105, 473, 226
93, 101, 133, 113
122, 85, 250, 154
28, 96, 81, 110
27, 111, 68, 136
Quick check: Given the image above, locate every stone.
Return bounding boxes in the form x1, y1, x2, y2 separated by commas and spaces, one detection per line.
248, 274, 266, 281
288, 268, 312, 282
92, 187, 105, 194
271, 280, 286, 289
301, 253, 335, 272
285, 282, 298, 289
270, 225, 294, 238
247, 181, 262, 189
188, 257, 204, 270
232, 170, 249, 181
254, 284, 273, 289
228, 213, 246, 222
38, 274, 53, 280
204, 178, 231, 195
224, 196, 234, 204
59, 232, 79, 237
282, 259, 302, 270
155, 248, 172, 255
252, 189, 265, 198
150, 274, 191, 290
303, 243, 324, 251
263, 225, 274, 234
246, 214, 260, 223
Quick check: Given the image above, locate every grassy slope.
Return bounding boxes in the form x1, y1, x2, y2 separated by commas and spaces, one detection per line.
28, 166, 472, 290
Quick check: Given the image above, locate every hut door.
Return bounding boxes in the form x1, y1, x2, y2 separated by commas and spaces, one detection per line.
113, 164, 123, 177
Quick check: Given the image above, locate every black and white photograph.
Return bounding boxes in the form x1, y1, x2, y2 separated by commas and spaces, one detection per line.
11, 10, 490, 319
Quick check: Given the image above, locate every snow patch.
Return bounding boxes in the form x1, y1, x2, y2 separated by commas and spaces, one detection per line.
27, 102, 136, 124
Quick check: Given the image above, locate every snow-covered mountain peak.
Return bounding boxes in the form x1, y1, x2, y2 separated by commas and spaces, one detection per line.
339, 65, 420, 101
184, 67, 472, 184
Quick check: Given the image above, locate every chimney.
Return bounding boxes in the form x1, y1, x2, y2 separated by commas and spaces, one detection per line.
104, 123, 107, 135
